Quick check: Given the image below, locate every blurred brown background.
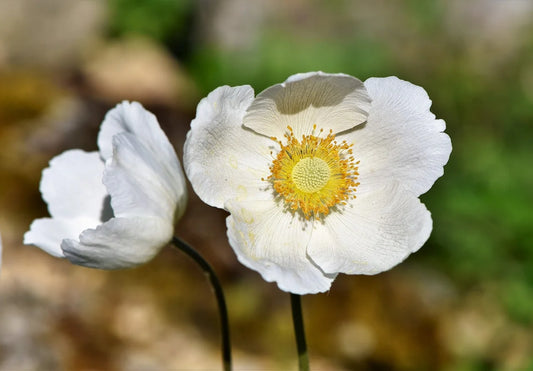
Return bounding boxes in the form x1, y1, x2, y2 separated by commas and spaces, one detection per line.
1, 0, 533, 370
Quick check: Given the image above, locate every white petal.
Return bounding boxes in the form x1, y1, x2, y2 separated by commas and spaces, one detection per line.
307, 182, 432, 275
61, 216, 173, 269
344, 76, 452, 197
98, 101, 186, 216
98, 101, 178, 168
40, 150, 108, 220
23, 217, 101, 258
243, 72, 371, 140
104, 132, 187, 221
184, 85, 273, 209
225, 198, 334, 294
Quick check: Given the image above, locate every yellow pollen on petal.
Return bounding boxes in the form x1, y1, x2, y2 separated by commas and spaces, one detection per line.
266, 126, 359, 220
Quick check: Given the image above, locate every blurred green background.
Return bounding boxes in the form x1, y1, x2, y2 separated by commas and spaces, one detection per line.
1, 0, 532, 370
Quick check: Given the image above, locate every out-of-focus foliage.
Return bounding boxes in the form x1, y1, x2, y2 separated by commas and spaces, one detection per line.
108, 0, 193, 44
189, 35, 395, 94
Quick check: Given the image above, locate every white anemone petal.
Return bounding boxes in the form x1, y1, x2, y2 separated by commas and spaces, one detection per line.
343, 76, 452, 197
184, 85, 273, 209
243, 72, 371, 139
61, 216, 173, 269
24, 217, 102, 258
98, 101, 176, 164
40, 150, 107, 220
104, 132, 186, 221
308, 182, 432, 275
225, 198, 334, 294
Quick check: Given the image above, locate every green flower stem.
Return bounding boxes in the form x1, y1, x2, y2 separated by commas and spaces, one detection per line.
171, 237, 232, 371
291, 293, 310, 371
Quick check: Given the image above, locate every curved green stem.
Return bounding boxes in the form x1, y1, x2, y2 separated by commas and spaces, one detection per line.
291, 293, 310, 371
171, 237, 232, 371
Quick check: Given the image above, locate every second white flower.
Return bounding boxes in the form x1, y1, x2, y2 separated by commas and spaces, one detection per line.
25, 101, 187, 269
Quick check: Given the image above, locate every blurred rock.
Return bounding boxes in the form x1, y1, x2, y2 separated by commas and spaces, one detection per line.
82, 37, 198, 110
437, 284, 533, 370
22, 97, 98, 156
195, 0, 271, 51
445, 0, 533, 45
0, 0, 106, 70
0, 70, 61, 126
336, 321, 376, 360
445, 0, 533, 72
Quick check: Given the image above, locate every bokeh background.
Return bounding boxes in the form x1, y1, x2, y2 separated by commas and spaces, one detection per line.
1, 0, 532, 370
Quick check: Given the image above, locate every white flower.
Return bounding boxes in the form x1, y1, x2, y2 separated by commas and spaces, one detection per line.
184, 72, 452, 295
24, 101, 187, 269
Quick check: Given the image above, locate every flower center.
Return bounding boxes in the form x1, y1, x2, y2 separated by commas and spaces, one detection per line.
291, 157, 330, 193
266, 125, 359, 220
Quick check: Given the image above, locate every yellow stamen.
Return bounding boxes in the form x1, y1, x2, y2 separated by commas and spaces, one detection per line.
266, 126, 359, 220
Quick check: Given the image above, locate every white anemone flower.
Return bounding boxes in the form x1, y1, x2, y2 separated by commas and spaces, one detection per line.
24, 101, 187, 269
184, 72, 451, 295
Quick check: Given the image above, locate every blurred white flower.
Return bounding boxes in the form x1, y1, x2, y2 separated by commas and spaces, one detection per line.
25, 102, 187, 269
184, 72, 451, 294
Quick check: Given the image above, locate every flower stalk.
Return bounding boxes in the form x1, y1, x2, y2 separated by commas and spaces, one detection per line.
291, 293, 310, 371
171, 237, 232, 371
